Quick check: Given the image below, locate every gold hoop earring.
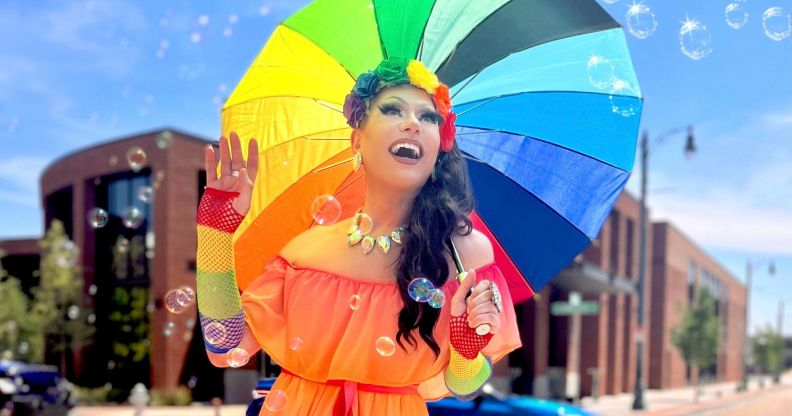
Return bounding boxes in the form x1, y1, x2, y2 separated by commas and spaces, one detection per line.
353, 151, 363, 172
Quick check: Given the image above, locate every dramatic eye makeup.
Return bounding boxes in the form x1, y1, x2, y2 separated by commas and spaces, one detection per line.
377, 102, 441, 124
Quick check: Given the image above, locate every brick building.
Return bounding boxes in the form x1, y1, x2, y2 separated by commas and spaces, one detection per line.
1, 129, 227, 398
648, 222, 746, 388
509, 194, 745, 399
510, 191, 646, 399
0, 129, 746, 401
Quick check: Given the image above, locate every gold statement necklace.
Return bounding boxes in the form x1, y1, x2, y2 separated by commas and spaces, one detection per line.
346, 212, 405, 255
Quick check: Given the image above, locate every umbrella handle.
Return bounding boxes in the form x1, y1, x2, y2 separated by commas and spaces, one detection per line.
448, 238, 493, 336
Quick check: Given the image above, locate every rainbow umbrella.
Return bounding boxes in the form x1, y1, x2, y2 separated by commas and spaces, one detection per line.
222, 0, 642, 303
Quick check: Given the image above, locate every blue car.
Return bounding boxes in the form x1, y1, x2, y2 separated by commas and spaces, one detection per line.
0, 360, 72, 416
248, 378, 595, 416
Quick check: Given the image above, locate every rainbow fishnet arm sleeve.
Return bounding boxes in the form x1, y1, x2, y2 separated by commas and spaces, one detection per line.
445, 313, 494, 398
196, 188, 246, 354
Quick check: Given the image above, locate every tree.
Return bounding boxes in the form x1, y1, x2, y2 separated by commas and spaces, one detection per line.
671, 288, 720, 402
0, 249, 45, 362
751, 325, 784, 386
34, 220, 95, 374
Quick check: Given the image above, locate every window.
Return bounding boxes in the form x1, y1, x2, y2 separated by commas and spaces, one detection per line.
45, 185, 74, 238
688, 259, 697, 303
625, 218, 634, 278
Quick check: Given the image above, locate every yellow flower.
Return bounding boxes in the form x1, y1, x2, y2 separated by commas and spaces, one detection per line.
407, 60, 440, 94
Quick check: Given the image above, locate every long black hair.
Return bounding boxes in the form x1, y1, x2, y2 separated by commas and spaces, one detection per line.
394, 141, 475, 359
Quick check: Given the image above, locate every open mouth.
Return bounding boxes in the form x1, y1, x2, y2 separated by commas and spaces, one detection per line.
389, 142, 422, 160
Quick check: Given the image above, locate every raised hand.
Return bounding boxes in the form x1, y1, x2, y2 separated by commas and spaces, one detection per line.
204, 131, 259, 216
450, 269, 501, 335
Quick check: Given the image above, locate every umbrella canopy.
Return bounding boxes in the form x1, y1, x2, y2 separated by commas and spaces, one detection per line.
222, 0, 642, 303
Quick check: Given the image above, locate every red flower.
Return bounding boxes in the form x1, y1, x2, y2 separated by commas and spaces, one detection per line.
433, 84, 452, 117
440, 112, 456, 152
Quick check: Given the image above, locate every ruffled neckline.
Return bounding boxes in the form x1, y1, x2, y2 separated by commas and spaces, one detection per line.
273, 255, 497, 287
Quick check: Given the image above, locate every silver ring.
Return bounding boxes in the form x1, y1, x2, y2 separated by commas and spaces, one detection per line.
230, 170, 240, 177
491, 283, 503, 314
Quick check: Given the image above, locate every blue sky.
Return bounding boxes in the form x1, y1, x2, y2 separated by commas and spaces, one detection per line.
0, 0, 790, 335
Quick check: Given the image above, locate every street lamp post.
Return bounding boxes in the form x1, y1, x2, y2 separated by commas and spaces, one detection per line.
739, 259, 776, 391
632, 126, 696, 410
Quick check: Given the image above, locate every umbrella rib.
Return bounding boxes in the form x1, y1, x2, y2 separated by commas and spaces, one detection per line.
455, 96, 499, 117
450, 70, 483, 101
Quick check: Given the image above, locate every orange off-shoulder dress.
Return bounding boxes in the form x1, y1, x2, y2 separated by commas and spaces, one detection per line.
240, 255, 522, 415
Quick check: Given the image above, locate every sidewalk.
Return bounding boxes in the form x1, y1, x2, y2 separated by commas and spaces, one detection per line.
66, 372, 792, 416
67, 405, 248, 416
580, 371, 792, 416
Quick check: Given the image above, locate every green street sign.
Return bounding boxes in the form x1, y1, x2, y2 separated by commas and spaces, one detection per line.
550, 301, 600, 316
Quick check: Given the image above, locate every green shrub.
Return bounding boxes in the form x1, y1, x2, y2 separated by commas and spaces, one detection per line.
150, 386, 192, 406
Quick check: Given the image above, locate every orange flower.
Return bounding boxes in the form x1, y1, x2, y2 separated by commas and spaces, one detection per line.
433, 84, 452, 117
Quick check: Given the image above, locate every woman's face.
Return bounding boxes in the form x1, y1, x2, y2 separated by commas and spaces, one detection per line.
352, 84, 441, 193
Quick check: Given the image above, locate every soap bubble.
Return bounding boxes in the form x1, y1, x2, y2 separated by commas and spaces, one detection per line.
89, 284, 98, 295
126, 147, 147, 172
587, 55, 615, 90
763, 7, 791, 41
609, 79, 640, 117
679, 18, 713, 60
349, 294, 362, 311
67, 305, 80, 320
289, 337, 304, 351
408, 278, 434, 302
265, 389, 288, 412
427, 289, 446, 309
138, 186, 153, 203
725, 2, 749, 29
156, 130, 173, 149
177, 286, 195, 307
626, 3, 657, 39
203, 322, 227, 346
375, 336, 396, 357
227, 347, 249, 367
310, 195, 342, 225
87, 207, 109, 228
164, 289, 188, 314
122, 206, 144, 229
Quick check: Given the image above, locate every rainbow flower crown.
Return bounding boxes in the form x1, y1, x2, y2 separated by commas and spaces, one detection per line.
343, 57, 456, 152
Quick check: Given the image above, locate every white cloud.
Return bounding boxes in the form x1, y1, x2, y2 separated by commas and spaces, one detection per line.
627, 106, 792, 254
651, 190, 792, 254
0, 156, 50, 191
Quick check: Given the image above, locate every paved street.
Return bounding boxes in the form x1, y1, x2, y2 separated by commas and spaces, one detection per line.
581, 371, 792, 416
64, 372, 792, 415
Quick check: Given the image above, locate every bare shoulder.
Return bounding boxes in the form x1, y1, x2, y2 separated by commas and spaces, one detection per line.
451, 228, 494, 271
277, 219, 350, 265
